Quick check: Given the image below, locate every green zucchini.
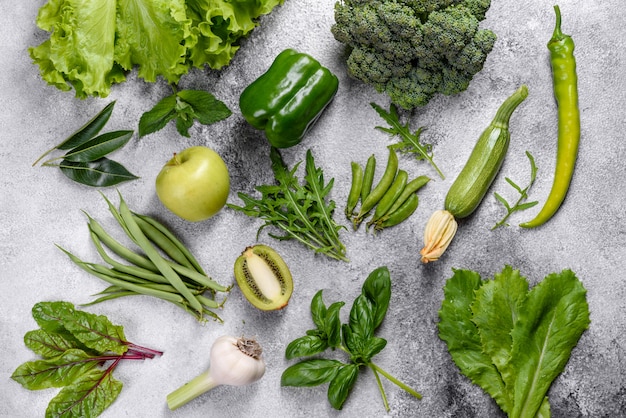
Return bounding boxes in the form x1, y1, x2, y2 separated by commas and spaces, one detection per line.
445, 85, 528, 219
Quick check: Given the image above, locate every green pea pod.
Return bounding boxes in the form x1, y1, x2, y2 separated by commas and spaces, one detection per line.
520, 5, 579, 228
355, 148, 398, 225
345, 162, 363, 220
368, 169, 408, 227
361, 154, 376, 202
376, 193, 419, 231
378, 175, 430, 225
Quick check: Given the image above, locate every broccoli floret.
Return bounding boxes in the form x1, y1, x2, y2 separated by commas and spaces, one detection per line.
331, 0, 496, 109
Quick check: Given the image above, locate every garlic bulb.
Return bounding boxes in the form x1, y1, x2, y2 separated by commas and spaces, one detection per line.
166, 335, 266, 410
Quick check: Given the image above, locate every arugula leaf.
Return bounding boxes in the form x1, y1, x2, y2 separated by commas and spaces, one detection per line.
228, 148, 348, 261
139, 89, 232, 137
492, 151, 539, 229
371, 102, 444, 179
46, 367, 123, 418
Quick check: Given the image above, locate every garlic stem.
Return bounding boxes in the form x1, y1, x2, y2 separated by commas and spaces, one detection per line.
166, 370, 219, 410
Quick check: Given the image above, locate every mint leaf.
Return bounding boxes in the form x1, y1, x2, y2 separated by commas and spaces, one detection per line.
139, 89, 231, 138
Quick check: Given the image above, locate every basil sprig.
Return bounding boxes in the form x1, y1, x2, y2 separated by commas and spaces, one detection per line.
33, 101, 139, 187
281, 267, 422, 411
11, 301, 162, 417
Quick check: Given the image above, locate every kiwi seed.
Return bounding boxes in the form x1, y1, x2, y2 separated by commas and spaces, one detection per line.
234, 244, 293, 311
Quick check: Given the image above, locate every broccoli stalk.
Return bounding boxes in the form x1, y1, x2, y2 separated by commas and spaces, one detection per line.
331, 0, 496, 109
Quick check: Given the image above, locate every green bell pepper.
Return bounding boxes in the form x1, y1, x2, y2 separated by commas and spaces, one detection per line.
239, 49, 339, 148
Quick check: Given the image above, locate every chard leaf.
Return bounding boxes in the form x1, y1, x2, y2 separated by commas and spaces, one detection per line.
45, 367, 123, 418
24, 329, 83, 359
32, 301, 76, 334
437, 269, 509, 413
61, 308, 129, 355
11, 349, 99, 390
63, 130, 134, 162
328, 364, 359, 410
281, 359, 344, 387
508, 270, 590, 418
59, 158, 139, 187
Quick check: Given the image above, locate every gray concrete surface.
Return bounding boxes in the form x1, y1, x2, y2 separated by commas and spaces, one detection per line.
2, 1, 625, 417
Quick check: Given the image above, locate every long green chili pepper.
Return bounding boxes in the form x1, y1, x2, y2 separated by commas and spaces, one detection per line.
520, 5, 579, 228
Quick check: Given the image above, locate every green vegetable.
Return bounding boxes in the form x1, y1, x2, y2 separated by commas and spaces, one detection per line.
345, 162, 364, 220
139, 89, 232, 138
228, 148, 348, 261
58, 192, 229, 322
492, 151, 539, 230
239, 49, 339, 148
520, 5, 580, 229
12, 301, 162, 417
361, 154, 377, 202
367, 169, 408, 228
438, 266, 590, 418
32, 101, 138, 187
354, 148, 398, 227
372, 102, 444, 179
421, 85, 527, 263
281, 267, 422, 411
332, 0, 496, 109
375, 192, 419, 231
30, 0, 285, 98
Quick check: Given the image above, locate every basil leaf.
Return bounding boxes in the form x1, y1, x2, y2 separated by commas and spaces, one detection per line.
63, 130, 134, 162
24, 329, 82, 359
310, 289, 327, 330
362, 337, 387, 362
342, 323, 362, 357
57, 101, 116, 150
361, 266, 391, 329
177, 89, 232, 125
138, 95, 177, 137
348, 293, 375, 342
285, 335, 328, 360
281, 359, 344, 388
11, 349, 99, 390
59, 157, 139, 187
46, 367, 123, 418
325, 301, 345, 349
328, 364, 359, 410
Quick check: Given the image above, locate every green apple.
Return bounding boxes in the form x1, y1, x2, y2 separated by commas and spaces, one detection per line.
156, 146, 230, 222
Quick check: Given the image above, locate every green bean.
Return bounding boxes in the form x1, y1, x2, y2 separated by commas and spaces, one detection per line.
345, 162, 363, 220
87, 216, 157, 271
196, 294, 222, 309
361, 154, 376, 202
375, 193, 419, 231
132, 215, 194, 269
117, 195, 203, 315
57, 245, 187, 305
368, 169, 408, 228
169, 263, 230, 292
379, 175, 430, 224
132, 213, 207, 275
355, 148, 398, 225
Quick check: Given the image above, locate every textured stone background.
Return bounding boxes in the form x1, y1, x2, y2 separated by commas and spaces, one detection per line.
1, 1, 625, 417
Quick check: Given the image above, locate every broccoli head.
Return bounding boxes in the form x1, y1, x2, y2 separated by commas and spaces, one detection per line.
331, 0, 496, 109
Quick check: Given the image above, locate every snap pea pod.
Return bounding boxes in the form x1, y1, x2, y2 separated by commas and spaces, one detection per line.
345, 162, 363, 220
355, 148, 398, 226
361, 154, 376, 202
520, 5, 579, 228
375, 175, 430, 226
375, 193, 419, 231
368, 169, 408, 228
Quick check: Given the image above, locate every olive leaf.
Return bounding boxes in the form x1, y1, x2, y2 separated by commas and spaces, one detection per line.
138, 89, 232, 138
33, 101, 138, 187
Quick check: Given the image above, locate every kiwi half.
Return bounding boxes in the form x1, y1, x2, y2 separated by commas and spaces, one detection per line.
234, 244, 293, 311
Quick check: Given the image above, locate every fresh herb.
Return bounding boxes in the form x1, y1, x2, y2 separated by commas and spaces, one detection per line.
228, 148, 348, 262
281, 267, 422, 411
492, 151, 539, 230
58, 192, 230, 322
371, 102, 444, 179
11, 301, 162, 418
139, 89, 232, 138
438, 266, 590, 417
33, 101, 138, 187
